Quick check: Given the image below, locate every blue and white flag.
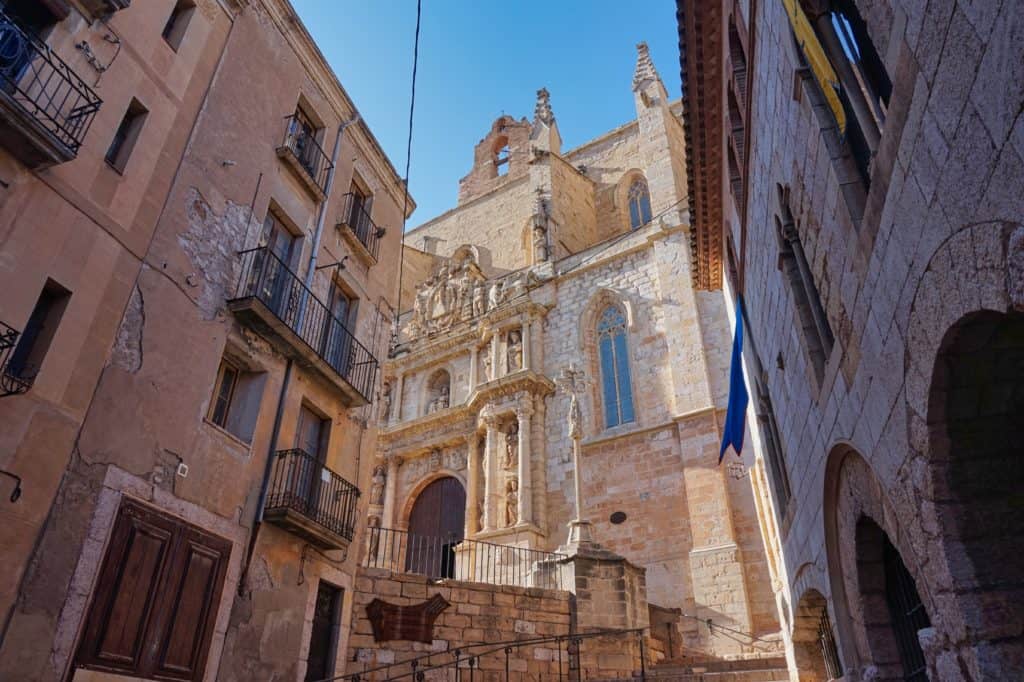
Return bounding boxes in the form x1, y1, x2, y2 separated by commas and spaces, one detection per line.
720, 298, 749, 463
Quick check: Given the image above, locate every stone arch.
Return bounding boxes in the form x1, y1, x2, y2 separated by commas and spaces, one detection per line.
578, 289, 640, 432
792, 589, 843, 682
398, 469, 468, 532
923, 309, 1024, 678
823, 444, 934, 680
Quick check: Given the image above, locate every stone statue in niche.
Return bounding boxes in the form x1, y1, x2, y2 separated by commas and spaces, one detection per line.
379, 381, 392, 423
507, 329, 523, 371
505, 478, 519, 526
427, 383, 449, 413
369, 464, 387, 506
504, 422, 519, 470
429, 448, 442, 471
532, 197, 550, 262
482, 350, 492, 382
367, 515, 381, 558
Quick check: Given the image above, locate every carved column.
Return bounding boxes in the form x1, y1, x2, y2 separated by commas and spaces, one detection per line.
392, 373, 405, 424
382, 455, 402, 529
516, 401, 533, 525
469, 346, 478, 389
466, 435, 480, 536
481, 409, 499, 531
522, 319, 532, 371
489, 334, 500, 380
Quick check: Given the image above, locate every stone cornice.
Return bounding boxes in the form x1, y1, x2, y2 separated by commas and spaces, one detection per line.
387, 300, 551, 371
379, 370, 555, 447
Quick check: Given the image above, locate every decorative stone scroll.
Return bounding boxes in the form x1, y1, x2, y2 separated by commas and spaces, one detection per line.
366, 594, 450, 643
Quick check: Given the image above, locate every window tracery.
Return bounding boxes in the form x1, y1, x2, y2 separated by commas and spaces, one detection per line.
627, 178, 652, 229
597, 305, 635, 428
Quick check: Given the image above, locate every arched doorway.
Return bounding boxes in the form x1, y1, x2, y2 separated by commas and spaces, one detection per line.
405, 476, 465, 579
927, 310, 1024, 675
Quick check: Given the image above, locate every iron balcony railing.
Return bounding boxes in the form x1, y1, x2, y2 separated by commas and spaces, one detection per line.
230, 246, 378, 402
280, 114, 332, 195
0, 9, 101, 155
364, 526, 568, 591
338, 193, 384, 262
0, 320, 33, 397
265, 449, 360, 541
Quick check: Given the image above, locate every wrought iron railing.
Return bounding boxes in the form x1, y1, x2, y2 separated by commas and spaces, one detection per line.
0, 320, 32, 397
319, 628, 649, 682
817, 608, 843, 680
364, 526, 567, 591
280, 114, 332, 194
338, 193, 383, 262
230, 247, 378, 402
265, 449, 360, 541
0, 10, 102, 154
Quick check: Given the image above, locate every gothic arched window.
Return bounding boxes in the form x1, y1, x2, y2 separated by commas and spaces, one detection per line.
597, 305, 635, 428
627, 179, 652, 230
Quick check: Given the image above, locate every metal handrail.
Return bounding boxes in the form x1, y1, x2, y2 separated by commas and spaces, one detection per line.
265, 448, 360, 540
364, 526, 567, 591
320, 627, 649, 682
338, 193, 383, 261
280, 114, 332, 194
0, 320, 33, 397
0, 10, 102, 153
229, 246, 378, 402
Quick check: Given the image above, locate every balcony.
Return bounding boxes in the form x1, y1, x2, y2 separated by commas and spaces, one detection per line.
275, 114, 332, 202
0, 321, 33, 397
0, 10, 102, 168
227, 247, 378, 405
263, 449, 360, 549
336, 193, 384, 263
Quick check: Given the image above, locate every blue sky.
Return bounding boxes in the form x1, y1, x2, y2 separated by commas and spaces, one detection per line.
292, 1, 682, 227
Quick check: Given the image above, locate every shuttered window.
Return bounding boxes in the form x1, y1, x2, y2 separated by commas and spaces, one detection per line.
75, 499, 231, 681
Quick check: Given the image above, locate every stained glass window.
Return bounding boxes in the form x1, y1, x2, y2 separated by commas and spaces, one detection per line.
597, 305, 635, 428
628, 179, 652, 229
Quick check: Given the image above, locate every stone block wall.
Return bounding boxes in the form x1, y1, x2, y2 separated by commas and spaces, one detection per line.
346, 568, 573, 679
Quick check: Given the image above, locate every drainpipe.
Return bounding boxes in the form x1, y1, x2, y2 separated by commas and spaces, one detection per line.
304, 114, 361, 289
238, 357, 293, 596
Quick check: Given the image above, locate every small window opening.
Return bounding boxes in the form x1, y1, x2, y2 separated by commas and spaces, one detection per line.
161, 0, 195, 52
627, 178, 653, 230
207, 357, 266, 444
7, 279, 70, 384
494, 137, 510, 176
105, 98, 148, 173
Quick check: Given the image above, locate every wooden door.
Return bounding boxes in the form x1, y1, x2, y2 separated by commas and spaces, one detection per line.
304, 582, 342, 682
405, 477, 465, 578
74, 499, 231, 681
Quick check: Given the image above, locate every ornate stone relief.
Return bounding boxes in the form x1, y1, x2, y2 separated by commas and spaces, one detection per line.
399, 445, 467, 485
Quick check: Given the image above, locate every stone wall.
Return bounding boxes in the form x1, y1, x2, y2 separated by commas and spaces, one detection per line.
347, 568, 573, 679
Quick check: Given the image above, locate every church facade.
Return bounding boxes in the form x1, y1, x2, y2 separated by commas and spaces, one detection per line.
370, 44, 783, 658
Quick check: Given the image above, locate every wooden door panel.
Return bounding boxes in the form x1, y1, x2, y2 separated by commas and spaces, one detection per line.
150, 539, 225, 679
77, 502, 174, 673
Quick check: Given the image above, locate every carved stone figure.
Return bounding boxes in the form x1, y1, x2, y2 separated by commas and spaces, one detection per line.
533, 222, 549, 262
504, 422, 519, 470
482, 350, 492, 382
505, 478, 519, 526
370, 464, 387, 506
507, 329, 523, 371
488, 281, 502, 309
472, 280, 486, 317
429, 448, 442, 471
379, 381, 392, 422
367, 515, 381, 558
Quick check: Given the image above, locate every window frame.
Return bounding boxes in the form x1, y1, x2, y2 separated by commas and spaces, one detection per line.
105, 98, 148, 174
7, 278, 71, 383
161, 0, 196, 52
207, 359, 240, 429
596, 304, 636, 429
627, 178, 652, 230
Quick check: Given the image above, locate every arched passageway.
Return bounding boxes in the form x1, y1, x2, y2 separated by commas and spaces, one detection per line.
928, 310, 1024, 675
405, 476, 466, 578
